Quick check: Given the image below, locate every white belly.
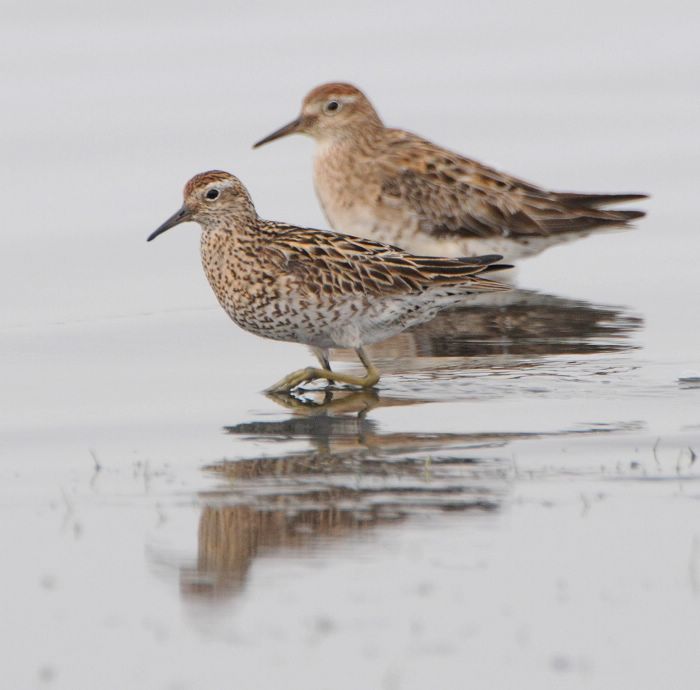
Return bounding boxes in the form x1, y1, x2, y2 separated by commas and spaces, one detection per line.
388, 232, 583, 261
317, 192, 590, 261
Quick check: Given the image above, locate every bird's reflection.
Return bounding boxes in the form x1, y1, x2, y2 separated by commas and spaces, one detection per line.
174, 289, 643, 600
347, 288, 643, 364
181, 394, 511, 599
179, 406, 636, 601
307, 289, 644, 400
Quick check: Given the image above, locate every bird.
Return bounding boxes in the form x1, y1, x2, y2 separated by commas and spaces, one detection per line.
147, 170, 511, 392
253, 82, 647, 261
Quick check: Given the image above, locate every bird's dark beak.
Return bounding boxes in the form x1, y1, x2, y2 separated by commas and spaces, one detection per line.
147, 205, 193, 242
253, 116, 303, 148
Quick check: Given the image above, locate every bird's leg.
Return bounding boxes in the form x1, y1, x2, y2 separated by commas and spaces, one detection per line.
355, 347, 381, 387
313, 347, 332, 371
265, 347, 381, 393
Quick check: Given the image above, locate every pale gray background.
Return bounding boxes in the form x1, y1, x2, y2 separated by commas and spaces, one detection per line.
1, 1, 699, 689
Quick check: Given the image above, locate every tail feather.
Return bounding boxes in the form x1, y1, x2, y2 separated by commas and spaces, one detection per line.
456, 254, 513, 274
411, 253, 511, 292
543, 208, 646, 233
480, 263, 514, 273
554, 192, 649, 208
461, 275, 511, 292
455, 255, 514, 273
456, 253, 504, 266
608, 209, 646, 221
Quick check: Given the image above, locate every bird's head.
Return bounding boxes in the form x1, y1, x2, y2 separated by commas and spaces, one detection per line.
253, 82, 383, 148
147, 171, 257, 241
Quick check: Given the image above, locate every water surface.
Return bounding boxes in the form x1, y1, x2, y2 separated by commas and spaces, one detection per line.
1, 2, 699, 688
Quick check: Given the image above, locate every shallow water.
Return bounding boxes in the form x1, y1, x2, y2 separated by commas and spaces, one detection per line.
2, 2, 699, 689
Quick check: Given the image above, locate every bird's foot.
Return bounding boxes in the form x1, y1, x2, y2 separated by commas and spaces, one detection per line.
265, 367, 330, 393
265, 366, 381, 393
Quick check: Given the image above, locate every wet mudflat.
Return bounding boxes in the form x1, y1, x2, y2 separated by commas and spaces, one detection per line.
2, 2, 699, 688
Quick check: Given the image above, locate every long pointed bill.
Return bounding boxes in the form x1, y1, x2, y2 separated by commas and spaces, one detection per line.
147, 205, 193, 242
253, 117, 302, 148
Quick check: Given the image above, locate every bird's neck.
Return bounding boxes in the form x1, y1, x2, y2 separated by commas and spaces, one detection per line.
199, 215, 265, 312
199, 213, 261, 265
318, 121, 385, 152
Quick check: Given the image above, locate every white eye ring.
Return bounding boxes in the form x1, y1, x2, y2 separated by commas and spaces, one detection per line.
324, 100, 341, 114
205, 188, 220, 201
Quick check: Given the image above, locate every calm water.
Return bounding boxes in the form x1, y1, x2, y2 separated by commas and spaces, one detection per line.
2, 2, 699, 688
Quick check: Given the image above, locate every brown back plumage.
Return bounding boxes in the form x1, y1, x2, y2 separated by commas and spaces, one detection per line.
261, 222, 510, 297
378, 129, 647, 239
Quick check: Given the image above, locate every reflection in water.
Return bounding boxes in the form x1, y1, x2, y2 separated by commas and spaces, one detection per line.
182, 402, 510, 599
323, 289, 644, 400
173, 289, 643, 600
179, 403, 636, 600
356, 288, 643, 361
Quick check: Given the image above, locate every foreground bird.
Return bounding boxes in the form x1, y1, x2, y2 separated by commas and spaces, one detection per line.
148, 171, 510, 392
254, 82, 647, 261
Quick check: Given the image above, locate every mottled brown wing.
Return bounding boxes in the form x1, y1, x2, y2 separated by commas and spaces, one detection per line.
378, 130, 643, 238
263, 222, 507, 298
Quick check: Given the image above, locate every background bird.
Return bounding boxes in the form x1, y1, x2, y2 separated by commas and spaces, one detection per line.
254, 82, 647, 261
148, 170, 511, 392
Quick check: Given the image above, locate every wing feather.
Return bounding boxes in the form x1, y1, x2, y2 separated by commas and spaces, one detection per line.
377, 129, 646, 238
262, 222, 509, 297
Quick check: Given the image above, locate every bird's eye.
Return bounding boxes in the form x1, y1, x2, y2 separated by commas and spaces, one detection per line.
205, 188, 219, 200
324, 100, 341, 114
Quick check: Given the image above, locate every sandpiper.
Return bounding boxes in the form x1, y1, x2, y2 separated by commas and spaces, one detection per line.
147, 171, 510, 392
254, 82, 647, 261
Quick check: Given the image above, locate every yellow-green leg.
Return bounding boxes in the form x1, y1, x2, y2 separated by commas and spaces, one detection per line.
265, 347, 381, 393
313, 347, 332, 371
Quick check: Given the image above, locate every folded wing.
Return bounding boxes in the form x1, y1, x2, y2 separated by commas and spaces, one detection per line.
378, 129, 647, 239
